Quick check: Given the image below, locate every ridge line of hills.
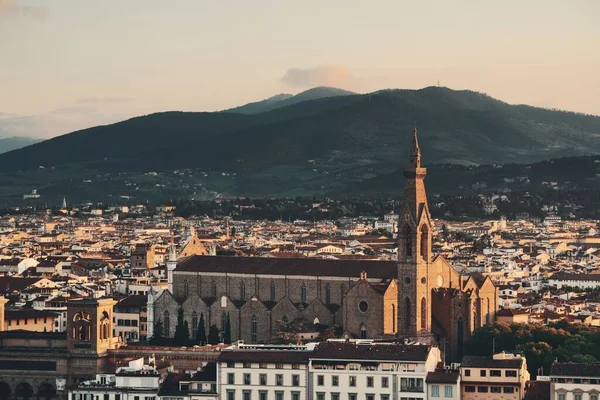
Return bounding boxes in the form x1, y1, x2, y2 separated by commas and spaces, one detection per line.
0, 86, 599, 204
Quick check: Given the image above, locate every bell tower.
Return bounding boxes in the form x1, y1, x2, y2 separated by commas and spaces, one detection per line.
397, 127, 433, 340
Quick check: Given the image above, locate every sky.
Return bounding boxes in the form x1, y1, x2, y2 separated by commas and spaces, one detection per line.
1, 0, 599, 138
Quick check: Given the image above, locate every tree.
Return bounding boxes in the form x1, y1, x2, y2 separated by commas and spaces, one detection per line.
208, 324, 220, 345
223, 313, 232, 344
173, 307, 190, 346
150, 319, 164, 345
196, 313, 207, 345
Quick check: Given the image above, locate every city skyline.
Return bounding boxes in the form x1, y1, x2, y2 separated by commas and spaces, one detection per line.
1, 0, 599, 138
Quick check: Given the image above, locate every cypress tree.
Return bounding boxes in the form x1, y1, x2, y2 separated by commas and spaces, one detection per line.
224, 312, 232, 344
196, 312, 207, 345
208, 324, 220, 345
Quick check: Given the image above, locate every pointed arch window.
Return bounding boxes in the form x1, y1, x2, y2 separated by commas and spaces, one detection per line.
251, 315, 258, 343
301, 282, 307, 303
325, 283, 331, 305
240, 281, 246, 300
421, 297, 427, 331
184, 279, 190, 297
392, 304, 396, 333
270, 280, 276, 302
210, 280, 217, 298
192, 311, 198, 338
164, 310, 170, 337
404, 297, 411, 331
403, 225, 413, 258
360, 324, 367, 339
222, 312, 228, 332
282, 315, 288, 325
456, 317, 464, 360
420, 225, 429, 262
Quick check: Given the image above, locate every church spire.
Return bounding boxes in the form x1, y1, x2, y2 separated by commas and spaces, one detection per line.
410, 126, 421, 169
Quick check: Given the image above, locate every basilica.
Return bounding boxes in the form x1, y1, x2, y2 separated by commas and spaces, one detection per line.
149, 129, 498, 359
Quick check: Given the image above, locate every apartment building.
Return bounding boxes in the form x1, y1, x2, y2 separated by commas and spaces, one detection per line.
550, 362, 600, 400
217, 343, 312, 400
309, 341, 440, 400
460, 352, 530, 400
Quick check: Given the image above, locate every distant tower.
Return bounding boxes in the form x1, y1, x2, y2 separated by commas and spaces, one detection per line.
62, 196, 67, 209
397, 127, 434, 341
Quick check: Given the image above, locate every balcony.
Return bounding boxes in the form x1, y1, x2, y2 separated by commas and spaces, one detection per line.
400, 386, 424, 393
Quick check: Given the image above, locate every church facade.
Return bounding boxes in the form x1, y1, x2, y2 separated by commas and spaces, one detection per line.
150, 129, 498, 359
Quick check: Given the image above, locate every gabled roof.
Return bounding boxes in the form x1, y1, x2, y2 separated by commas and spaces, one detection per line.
550, 362, 600, 378
311, 342, 430, 362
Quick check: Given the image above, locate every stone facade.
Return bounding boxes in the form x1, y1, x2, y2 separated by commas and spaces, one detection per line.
151, 129, 499, 358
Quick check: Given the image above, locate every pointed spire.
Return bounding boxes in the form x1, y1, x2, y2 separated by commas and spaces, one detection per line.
409, 125, 421, 169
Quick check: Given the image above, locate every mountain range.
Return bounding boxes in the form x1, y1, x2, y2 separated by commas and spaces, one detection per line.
0, 137, 42, 154
0, 86, 599, 204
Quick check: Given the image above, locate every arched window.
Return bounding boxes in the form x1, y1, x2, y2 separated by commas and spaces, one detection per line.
164, 310, 170, 337
392, 304, 396, 333
325, 283, 331, 305
270, 280, 276, 301
421, 297, 427, 331
404, 297, 411, 330
222, 312, 228, 332
210, 280, 217, 298
251, 315, 258, 343
282, 315, 288, 325
360, 324, 367, 339
184, 280, 189, 297
301, 282, 307, 303
420, 225, 429, 261
403, 225, 413, 258
240, 281, 246, 300
192, 312, 198, 338
456, 317, 464, 360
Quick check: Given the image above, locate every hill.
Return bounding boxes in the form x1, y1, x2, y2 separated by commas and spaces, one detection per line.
0, 137, 42, 154
224, 86, 355, 114
0, 86, 599, 204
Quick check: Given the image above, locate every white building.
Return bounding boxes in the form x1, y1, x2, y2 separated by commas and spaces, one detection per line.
550, 362, 600, 400
217, 343, 313, 400
70, 357, 160, 400
549, 273, 600, 290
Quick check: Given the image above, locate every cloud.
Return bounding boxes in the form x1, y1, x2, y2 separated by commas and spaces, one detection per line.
0, 0, 47, 19
76, 97, 134, 104
281, 65, 356, 89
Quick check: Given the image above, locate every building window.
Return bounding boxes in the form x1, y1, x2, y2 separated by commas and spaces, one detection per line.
349, 395, 357, 400
227, 373, 235, 385
464, 386, 475, 393
480, 370, 487, 377
211, 280, 217, 297
404, 297, 411, 330
251, 315, 258, 343
490, 370, 501, 377
391, 304, 396, 333
349, 376, 356, 387
444, 386, 452, 398
276, 374, 283, 386
260, 391, 268, 400
325, 283, 331, 304
400, 378, 423, 392
275, 392, 283, 400
227, 390, 235, 400
292, 392, 300, 400
366, 395, 374, 400
317, 394, 325, 400
292, 375, 300, 386
270, 280, 276, 301
317, 375, 324, 386
464, 369, 470, 377
163, 310, 170, 336
301, 282, 307, 303
240, 281, 246, 300
504, 388, 515, 394
558, 394, 566, 400
332, 375, 339, 386
243, 374, 251, 385
115, 395, 120, 400
420, 224, 429, 261
331, 394, 340, 400
574, 395, 582, 400
260, 374, 267, 385
491, 387, 501, 393
380, 396, 389, 400
505, 370, 517, 377
184, 279, 189, 297
431, 385, 439, 397
477, 387, 488, 393
191, 311, 198, 338
590, 395, 598, 400
367, 376, 374, 387
360, 324, 367, 339
243, 391, 251, 400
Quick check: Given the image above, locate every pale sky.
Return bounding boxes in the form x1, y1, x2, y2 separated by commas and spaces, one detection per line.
1, 0, 599, 138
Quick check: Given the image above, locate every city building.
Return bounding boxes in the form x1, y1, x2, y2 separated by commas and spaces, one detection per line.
550, 362, 600, 400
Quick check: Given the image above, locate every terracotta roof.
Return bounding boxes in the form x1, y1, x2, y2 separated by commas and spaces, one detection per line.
311, 342, 430, 362
426, 370, 460, 383
217, 350, 310, 364
461, 355, 524, 369
551, 362, 600, 377
176, 256, 396, 279
524, 380, 550, 400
